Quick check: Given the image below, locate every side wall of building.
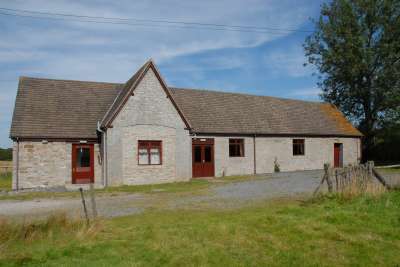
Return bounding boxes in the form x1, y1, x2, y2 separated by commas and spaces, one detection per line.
255, 137, 360, 174
199, 136, 361, 177
105, 68, 191, 186
12, 141, 102, 190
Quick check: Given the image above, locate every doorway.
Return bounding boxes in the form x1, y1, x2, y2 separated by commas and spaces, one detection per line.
72, 144, 94, 184
192, 138, 215, 178
334, 143, 343, 168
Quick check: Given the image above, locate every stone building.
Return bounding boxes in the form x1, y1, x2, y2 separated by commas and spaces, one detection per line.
10, 59, 362, 190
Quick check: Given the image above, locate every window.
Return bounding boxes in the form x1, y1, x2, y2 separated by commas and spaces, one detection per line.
193, 146, 201, 163
138, 141, 162, 165
293, 139, 305, 156
229, 139, 244, 157
76, 147, 90, 167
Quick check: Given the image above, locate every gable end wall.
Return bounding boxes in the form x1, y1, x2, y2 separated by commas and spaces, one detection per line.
106, 68, 191, 185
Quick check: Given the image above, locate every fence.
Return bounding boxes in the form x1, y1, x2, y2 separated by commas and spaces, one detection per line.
314, 161, 390, 196
0, 161, 12, 174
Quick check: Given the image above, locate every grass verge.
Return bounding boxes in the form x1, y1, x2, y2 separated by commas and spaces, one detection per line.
377, 166, 400, 174
0, 175, 256, 201
0, 191, 399, 266
0, 172, 11, 191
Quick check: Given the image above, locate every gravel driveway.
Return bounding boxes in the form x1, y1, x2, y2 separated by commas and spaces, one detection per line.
0, 170, 324, 219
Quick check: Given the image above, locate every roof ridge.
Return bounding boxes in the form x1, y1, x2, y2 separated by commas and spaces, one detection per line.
19, 77, 322, 105
20, 76, 123, 86
170, 87, 324, 105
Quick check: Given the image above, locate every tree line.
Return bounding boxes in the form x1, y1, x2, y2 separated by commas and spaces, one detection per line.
0, 148, 12, 161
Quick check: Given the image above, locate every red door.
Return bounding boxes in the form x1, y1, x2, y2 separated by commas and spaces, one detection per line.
334, 143, 342, 168
72, 144, 94, 184
192, 139, 214, 178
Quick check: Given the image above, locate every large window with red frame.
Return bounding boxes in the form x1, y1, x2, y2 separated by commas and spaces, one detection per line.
138, 141, 162, 165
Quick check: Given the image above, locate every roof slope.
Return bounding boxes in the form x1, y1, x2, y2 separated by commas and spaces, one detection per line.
100, 60, 150, 127
170, 88, 362, 136
10, 77, 121, 139
10, 74, 362, 140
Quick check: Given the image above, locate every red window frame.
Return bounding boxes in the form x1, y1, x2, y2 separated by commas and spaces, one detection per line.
229, 138, 245, 157
138, 140, 162, 165
293, 139, 305, 156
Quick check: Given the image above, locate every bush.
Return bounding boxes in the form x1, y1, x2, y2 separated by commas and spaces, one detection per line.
0, 148, 12, 161
274, 157, 280, 173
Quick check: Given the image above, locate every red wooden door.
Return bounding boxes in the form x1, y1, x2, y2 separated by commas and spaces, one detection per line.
334, 143, 342, 168
192, 139, 214, 178
72, 144, 94, 184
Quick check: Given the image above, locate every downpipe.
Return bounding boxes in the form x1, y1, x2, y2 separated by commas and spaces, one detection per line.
97, 122, 108, 187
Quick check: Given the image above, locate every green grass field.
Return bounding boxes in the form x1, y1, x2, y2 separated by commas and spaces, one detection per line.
1, 191, 399, 266
0, 172, 11, 191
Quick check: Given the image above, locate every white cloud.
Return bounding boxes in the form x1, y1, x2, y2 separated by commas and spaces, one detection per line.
1, 0, 314, 79
264, 45, 314, 77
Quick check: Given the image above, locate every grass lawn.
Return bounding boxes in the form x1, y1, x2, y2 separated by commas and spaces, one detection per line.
0, 172, 11, 191
1, 191, 399, 266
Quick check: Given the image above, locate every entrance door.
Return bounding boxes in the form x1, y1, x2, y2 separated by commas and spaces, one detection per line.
192, 138, 214, 178
72, 144, 94, 184
334, 143, 343, 168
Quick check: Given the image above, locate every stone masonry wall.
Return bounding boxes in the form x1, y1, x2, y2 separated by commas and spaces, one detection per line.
106, 67, 191, 186
12, 141, 102, 190
199, 136, 361, 177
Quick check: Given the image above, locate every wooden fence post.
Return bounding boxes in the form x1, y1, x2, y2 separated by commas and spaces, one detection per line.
367, 161, 374, 178
325, 163, 333, 193
89, 183, 98, 218
372, 168, 391, 190
313, 163, 328, 196
79, 188, 90, 226
335, 169, 339, 191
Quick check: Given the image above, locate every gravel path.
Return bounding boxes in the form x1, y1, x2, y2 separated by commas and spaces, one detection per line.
0, 170, 324, 219
377, 169, 400, 188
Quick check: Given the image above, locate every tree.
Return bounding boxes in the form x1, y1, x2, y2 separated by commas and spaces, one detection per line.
304, 0, 400, 160
0, 148, 12, 161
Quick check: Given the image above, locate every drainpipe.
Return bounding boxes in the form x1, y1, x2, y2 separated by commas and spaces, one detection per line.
104, 131, 108, 187
253, 134, 256, 175
15, 138, 20, 191
97, 122, 108, 187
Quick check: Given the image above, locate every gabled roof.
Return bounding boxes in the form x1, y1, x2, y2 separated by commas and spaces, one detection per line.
10, 77, 121, 139
100, 59, 190, 129
170, 88, 362, 136
10, 60, 362, 140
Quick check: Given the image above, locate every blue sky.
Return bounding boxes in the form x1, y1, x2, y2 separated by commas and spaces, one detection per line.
0, 0, 325, 148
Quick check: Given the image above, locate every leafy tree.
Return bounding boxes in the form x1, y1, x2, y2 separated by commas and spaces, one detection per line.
304, 0, 400, 160
0, 148, 12, 161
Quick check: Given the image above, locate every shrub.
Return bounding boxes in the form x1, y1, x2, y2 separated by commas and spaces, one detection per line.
274, 157, 280, 173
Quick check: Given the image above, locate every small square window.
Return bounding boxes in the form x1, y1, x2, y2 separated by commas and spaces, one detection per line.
138, 141, 162, 165
229, 139, 244, 157
293, 139, 305, 156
